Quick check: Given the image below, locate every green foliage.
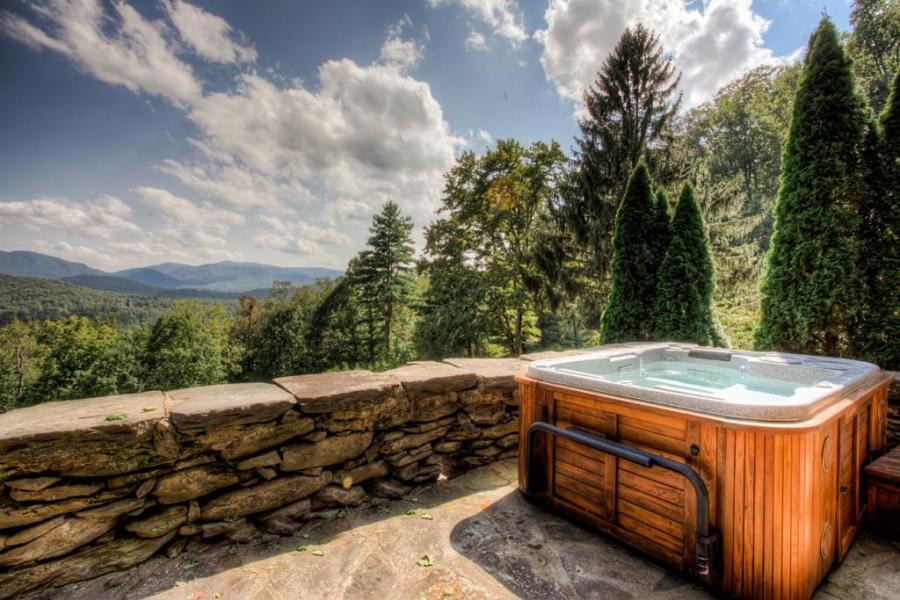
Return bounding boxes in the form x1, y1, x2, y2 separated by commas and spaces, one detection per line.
0, 273, 174, 325
416, 218, 491, 358
420, 139, 565, 356
142, 301, 240, 390
352, 201, 418, 367
304, 277, 364, 372
0, 320, 43, 411
600, 163, 667, 342
652, 184, 726, 346
28, 316, 139, 403
756, 18, 870, 356
846, 0, 900, 113
557, 24, 683, 287
853, 69, 900, 368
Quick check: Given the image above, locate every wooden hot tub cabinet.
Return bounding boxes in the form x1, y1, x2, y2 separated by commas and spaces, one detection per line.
516, 372, 891, 600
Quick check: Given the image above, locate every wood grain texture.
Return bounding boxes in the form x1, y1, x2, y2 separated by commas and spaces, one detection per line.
517, 373, 891, 600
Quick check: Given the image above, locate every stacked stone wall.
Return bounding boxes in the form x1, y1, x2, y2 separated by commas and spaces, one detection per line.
0, 357, 534, 598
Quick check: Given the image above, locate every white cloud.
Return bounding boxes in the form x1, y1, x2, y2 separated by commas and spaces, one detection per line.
536, 0, 777, 108
33, 240, 119, 269
2, 3, 464, 267
186, 58, 463, 225
253, 230, 325, 257
1, 0, 201, 106
0, 196, 141, 239
379, 15, 424, 72
465, 30, 488, 51
162, 0, 256, 64
133, 186, 244, 236
428, 0, 527, 47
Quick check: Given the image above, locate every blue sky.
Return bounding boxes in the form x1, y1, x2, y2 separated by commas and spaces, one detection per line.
0, 0, 852, 270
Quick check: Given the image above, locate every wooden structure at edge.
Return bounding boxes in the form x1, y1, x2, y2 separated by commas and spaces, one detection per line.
516, 372, 891, 600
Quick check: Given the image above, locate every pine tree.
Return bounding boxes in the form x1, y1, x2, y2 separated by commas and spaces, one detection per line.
601, 162, 663, 342
653, 183, 726, 346
755, 18, 869, 356
551, 24, 682, 286
854, 68, 900, 368
353, 201, 417, 366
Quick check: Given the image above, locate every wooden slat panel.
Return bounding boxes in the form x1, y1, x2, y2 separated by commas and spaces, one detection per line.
619, 414, 686, 442
555, 459, 604, 490
617, 498, 683, 540
617, 510, 683, 554
619, 423, 686, 457
619, 457, 685, 490
554, 435, 607, 463
618, 469, 683, 506
617, 481, 682, 522
555, 446, 604, 472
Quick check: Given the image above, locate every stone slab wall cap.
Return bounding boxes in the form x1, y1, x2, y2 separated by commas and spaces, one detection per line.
274, 370, 401, 413
167, 383, 296, 434
0, 391, 166, 449
441, 358, 527, 391
385, 362, 479, 395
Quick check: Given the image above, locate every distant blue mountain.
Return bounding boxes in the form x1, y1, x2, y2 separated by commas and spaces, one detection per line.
0, 250, 343, 294
0, 250, 106, 279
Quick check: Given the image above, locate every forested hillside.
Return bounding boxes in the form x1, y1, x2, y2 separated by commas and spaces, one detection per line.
0, 274, 177, 325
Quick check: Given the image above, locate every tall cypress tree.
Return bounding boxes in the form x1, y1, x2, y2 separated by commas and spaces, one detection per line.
652, 188, 672, 258
854, 68, 900, 368
652, 183, 726, 346
601, 162, 662, 342
755, 18, 869, 356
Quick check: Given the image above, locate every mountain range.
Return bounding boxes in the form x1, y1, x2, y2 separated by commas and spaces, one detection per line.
0, 251, 343, 294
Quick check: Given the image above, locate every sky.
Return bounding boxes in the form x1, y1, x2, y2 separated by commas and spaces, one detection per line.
0, 0, 852, 271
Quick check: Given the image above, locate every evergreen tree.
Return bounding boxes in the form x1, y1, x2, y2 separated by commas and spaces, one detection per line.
601, 162, 665, 342
560, 24, 682, 283
415, 217, 489, 358
854, 68, 900, 368
353, 201, 417, 366
755, 18, 869, 356
653, 184, 726, 346
652, 188, 672, 260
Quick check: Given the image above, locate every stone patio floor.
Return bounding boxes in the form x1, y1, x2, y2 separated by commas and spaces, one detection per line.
25, 459, 900, 600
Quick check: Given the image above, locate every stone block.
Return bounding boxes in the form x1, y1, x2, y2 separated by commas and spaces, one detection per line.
124, 505, 187, 538
196, 416, 314, 460
313, 485, 366, 508
385, 361, 478, 398
367, 478, 410, 500
201, 472, 331, 520
275, 370, 401, 413
0, 391, 168, 477
168, 383, 295, 434
153, 464, 239, 505
0, 516, 115, 567
442, 358, 526, 392
257, 498, 312, 535
281, 431, 373, 471
0, 488, 132, 530
237, 450, 281, 470
9, 483, 103, 503
479, 419, 518, 439
410, 392, 458, 422
379, 426, 449, 455
0, 531, 175, 599
333, 460, 390, 488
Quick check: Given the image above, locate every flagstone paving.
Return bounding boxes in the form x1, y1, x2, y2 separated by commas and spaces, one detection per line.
24, 459, 900, 599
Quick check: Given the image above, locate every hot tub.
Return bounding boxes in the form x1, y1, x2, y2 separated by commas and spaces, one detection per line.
516, 342, 890, 600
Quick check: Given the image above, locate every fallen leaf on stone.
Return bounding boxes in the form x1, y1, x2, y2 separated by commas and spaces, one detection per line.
296, 545, 308, 552
405, 509, 417, 516
298, 533, 310, 539
142, 407, 157, 412
420, 513, 434, 520
105, 413, 126, 421
575, 565, 584, 574
409, 497, 419, 503
417, 555, 435, 567
183, 559, 198, 570
311, 549, 325, 557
